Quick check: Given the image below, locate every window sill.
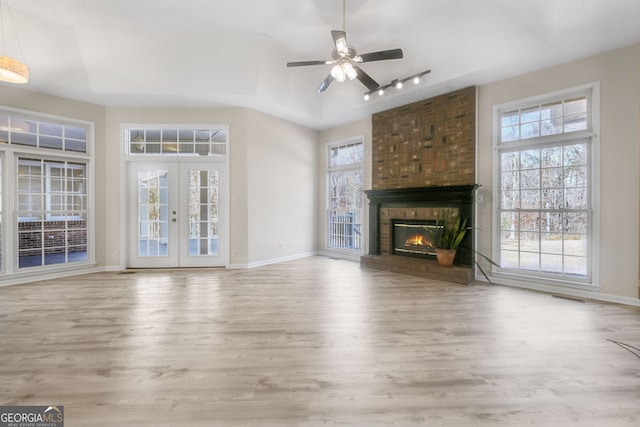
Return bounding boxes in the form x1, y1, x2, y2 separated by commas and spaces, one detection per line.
491, 270, 599, 291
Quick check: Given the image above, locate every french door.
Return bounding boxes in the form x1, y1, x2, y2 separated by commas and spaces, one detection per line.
127, 160, 227, 268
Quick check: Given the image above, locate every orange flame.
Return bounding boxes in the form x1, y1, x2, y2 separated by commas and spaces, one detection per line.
405, 234, 431, 247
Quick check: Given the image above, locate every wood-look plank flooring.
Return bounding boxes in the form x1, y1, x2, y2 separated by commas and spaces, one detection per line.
1, 256, 639, 426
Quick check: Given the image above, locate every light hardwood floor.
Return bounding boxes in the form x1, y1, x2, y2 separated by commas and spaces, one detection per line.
1, 256, 639, 426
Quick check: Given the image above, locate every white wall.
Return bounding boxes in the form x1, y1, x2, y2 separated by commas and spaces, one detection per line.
245, 109, 319, 266
477, 43, 640, 303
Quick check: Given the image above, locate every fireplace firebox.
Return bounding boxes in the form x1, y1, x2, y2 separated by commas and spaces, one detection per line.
392, 219, 440, 258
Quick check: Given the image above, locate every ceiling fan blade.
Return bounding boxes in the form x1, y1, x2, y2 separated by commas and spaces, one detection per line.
317, 74, 335, 93
331, 30, 348, 55
359, 48, 404, 63
354, 66, 379, 92
287, 60, 330, 67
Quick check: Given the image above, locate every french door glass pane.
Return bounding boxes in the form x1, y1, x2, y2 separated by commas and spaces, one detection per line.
138, 169, 169, 257
188, 169, 218, 256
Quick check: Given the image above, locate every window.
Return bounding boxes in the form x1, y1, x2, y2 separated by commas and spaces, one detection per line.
46, 162, 86, 218
0, 108, 93, 275
0, 114, 87, 152
126, 128, 227, 157
17, 158, 88, 268
327, 140, 364, 252
494, 85, 597, 284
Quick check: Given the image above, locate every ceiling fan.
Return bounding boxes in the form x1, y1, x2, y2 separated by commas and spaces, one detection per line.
286, 0, 403, 93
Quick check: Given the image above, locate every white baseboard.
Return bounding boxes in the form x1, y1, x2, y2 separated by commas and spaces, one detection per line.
0, 265, 106, 288
481, 274, 640, 307
317, 249, 363, 262
242, 251, 318, 269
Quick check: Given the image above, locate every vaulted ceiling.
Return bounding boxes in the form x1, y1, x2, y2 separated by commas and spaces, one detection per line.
6, 0, 640, 130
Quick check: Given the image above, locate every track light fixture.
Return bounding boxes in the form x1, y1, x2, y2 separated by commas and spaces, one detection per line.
363, 69, 431, 101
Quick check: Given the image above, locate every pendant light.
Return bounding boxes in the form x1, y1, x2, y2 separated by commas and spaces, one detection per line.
0, 0, 29, 84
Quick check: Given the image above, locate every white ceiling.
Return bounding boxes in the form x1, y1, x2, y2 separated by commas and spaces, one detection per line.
5, 0, 640, 130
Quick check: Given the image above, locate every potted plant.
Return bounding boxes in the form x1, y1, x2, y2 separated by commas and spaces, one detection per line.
426, 209, 500, 283
427, 209, 467, 267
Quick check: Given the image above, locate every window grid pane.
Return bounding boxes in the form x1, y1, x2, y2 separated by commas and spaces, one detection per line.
500, 96, 587, 143
329, 142, 364, 168
127, 128, 227, 157
0, 115, 88, 153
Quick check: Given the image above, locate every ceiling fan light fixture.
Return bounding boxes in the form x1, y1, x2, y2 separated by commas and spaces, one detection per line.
331, 64, 346, 82
342, 62, 357, 80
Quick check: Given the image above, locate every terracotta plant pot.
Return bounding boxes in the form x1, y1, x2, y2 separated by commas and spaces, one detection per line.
435, 248, 457, 267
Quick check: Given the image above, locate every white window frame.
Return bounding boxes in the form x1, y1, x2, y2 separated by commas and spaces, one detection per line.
492, 83, 600, 288
325, 137, 365, 256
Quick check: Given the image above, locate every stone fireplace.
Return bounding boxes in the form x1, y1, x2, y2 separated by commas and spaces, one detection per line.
360, 86, 478, 284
